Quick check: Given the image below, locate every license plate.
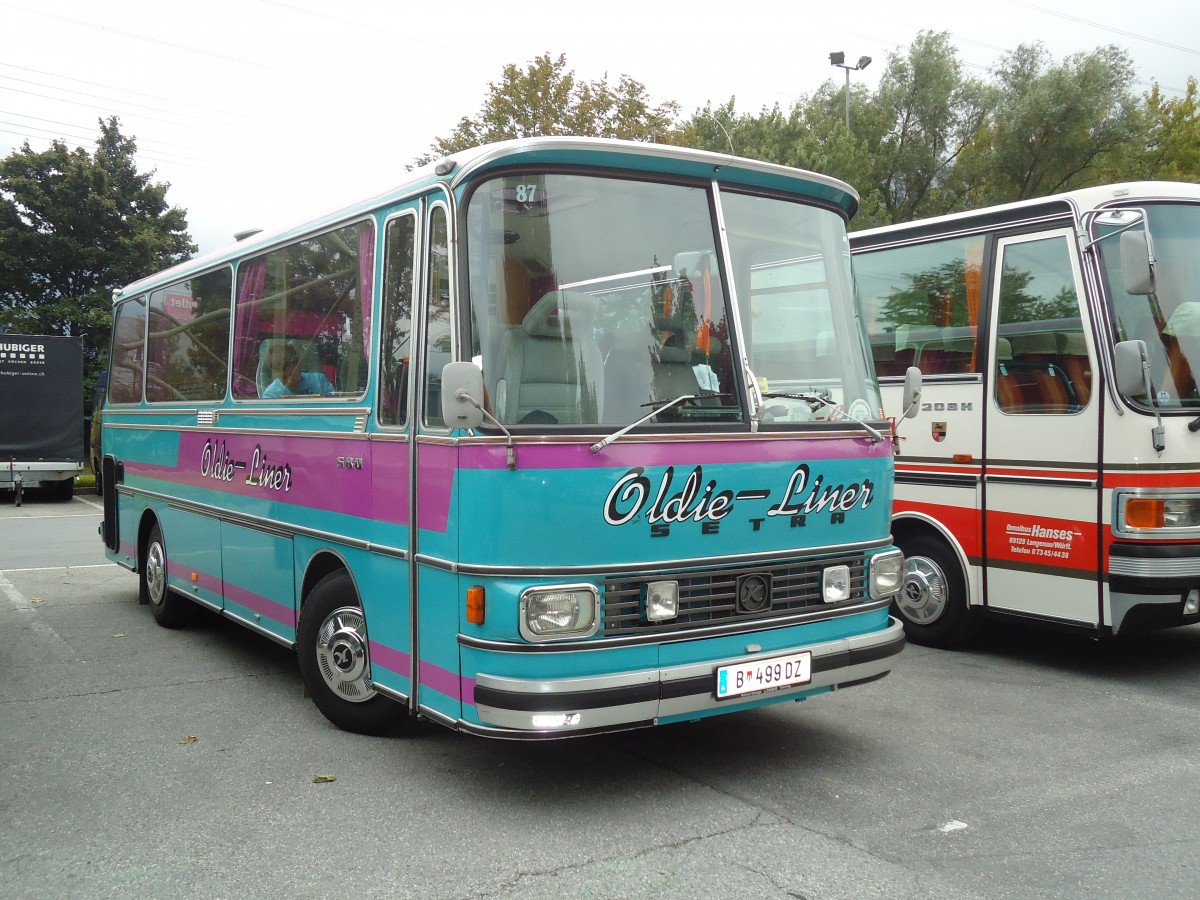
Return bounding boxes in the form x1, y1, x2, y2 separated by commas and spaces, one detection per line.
715, 651, 812, 700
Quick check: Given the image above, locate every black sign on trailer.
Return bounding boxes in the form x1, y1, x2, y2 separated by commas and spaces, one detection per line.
0, 335, 85, 461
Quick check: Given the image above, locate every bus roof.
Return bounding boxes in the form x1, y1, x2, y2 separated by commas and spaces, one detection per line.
115, 136, 859, 303
849, 181, 1200, 250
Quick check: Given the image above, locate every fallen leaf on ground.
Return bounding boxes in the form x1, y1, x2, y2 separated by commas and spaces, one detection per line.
313, 774, 337, 784
178, 735, 199, 745
30, 597, 44, 604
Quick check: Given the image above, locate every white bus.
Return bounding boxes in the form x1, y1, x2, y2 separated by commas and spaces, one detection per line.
851, 182, 1200, 646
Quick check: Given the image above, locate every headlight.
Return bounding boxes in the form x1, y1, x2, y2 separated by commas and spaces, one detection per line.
869, 549, 905, 599
823, 564, 851, 603
1120, 493, 1200, 533
520, 585, 599, 641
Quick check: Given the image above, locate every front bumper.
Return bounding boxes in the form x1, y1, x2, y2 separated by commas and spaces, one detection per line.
467, 616, 905, 738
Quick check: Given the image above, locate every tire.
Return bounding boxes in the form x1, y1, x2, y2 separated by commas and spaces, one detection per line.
296, 571, 409, 736
49, 478, 75, 502
893, 533, 979, 648
141, 522, 193, 628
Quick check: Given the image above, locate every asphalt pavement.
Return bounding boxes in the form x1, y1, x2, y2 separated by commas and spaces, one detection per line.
2, 493, 1199, 899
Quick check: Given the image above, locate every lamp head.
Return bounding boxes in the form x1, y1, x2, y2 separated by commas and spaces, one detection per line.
829, 51, 845, 66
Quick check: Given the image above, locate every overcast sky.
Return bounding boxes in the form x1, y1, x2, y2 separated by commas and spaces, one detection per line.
3, 0, 1199, 257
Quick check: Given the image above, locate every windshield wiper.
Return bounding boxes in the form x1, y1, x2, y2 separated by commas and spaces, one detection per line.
760, 391, 886, 444
590, 394, 724, 453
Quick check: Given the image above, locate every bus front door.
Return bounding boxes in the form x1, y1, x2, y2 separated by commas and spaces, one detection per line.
983, 231, 1103, 628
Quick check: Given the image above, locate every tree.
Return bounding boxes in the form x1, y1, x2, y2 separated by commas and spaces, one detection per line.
961, 44, 1145, 204
414, 53, 679, 165
863, 31, 991, 223
0, 117, 195, 397
1130, 77, 1200, 181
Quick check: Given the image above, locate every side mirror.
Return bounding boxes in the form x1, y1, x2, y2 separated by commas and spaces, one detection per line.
440, 361, 485, 429
1120, 230, 1155, 296
1114, 340, 1148, 398
902, 366, 923, 418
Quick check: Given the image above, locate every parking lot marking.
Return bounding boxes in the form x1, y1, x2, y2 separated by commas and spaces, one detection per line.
0, 570, 75, 654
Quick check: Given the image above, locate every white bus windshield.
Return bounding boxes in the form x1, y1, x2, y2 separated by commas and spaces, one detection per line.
465, 172, 876, 429
1095, 202, 1200, 409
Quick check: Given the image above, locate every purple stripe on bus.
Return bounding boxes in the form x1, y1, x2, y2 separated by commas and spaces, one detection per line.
166, 559, 294, 629
419, 658, 475, 704
368, 640, 410, 677
121, 431, 451, 533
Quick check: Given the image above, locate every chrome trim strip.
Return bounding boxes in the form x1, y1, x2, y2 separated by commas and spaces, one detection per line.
459, 597, 892, 652
105, 421, 373, 440
371, 681, 411, 706
985, 474, 1098, 489
1108, 556, 1200, 578
416, 537, 893, 577
221, 608, 296, 648
120, 484, 409, 559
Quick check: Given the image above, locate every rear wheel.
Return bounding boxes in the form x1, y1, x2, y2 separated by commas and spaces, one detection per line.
893, 533, 978, 648
296, 570, 409, 736
141, 522, 192, 628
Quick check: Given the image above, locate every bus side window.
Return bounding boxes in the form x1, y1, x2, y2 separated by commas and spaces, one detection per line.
994, 235, 1083, 415
854, 234, 985, 378
380, 213, 417, 427
423, 205, 451, 427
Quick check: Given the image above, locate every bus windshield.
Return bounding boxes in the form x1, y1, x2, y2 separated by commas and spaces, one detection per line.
465, 172, 875, 429
1095, 202, 1200, 409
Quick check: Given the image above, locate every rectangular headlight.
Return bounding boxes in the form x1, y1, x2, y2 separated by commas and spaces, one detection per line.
645, 580, 678, 622
520, 585, 599, 642
1120, 492, 1200, 533
869, 549, 905, 599
823, 564, 851, 603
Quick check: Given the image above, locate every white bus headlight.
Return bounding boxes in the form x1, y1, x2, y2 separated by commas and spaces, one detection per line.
869, 550, 905, 599
520, 585, 599, 641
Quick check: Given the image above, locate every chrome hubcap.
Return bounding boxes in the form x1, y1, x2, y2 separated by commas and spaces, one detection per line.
315, 607, 375, 703
897, 555, 947, 624
146, 541, 166, 606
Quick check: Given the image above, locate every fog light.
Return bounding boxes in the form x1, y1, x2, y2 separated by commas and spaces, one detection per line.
870, 550, 905, 599
1185, 590, 1199, 615
823, 564, 851, 603
646, 580, 678, 621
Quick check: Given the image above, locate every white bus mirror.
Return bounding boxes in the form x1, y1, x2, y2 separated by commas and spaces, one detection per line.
1120, 230, 1155, 296
441, 361, 485, 430
1114, 340, 1148, 397
902, 366, 923, 418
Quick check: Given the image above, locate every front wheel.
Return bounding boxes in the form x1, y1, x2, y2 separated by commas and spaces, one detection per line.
296, 571, 409, 736
893, 533, 978, 648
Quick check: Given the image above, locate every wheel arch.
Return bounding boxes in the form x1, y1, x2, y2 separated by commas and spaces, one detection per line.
892, 511, 975, 608
299, 548, 359, 612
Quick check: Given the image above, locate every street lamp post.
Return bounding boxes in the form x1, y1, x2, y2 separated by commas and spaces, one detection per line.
829, 51, 872, 130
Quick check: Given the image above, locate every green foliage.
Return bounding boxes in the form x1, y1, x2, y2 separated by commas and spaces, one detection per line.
1130, 77, 1200, 181
414, 53, 679, 166
962, 43, 1145, 205
0, 116, 196, 397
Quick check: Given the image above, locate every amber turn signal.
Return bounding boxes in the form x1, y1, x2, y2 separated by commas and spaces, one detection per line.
466, 585, 485, 625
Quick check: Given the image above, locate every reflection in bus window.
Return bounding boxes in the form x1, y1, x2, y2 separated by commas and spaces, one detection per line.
1097, 204, 1200, 406
466, 173, 742, 427
146, 267, 232, 403
994, 236, 1087, 415
231, 221, 373, 400
854, 235, 985, 377
109, 296, 147, 404
423, 206, 451, 426
380, 213, 416, 427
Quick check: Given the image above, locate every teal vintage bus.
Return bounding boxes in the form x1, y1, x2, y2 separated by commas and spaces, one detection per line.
100, 137, 906, 739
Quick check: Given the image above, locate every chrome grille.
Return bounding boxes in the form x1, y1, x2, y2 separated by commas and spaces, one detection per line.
602, 553, 870, 635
